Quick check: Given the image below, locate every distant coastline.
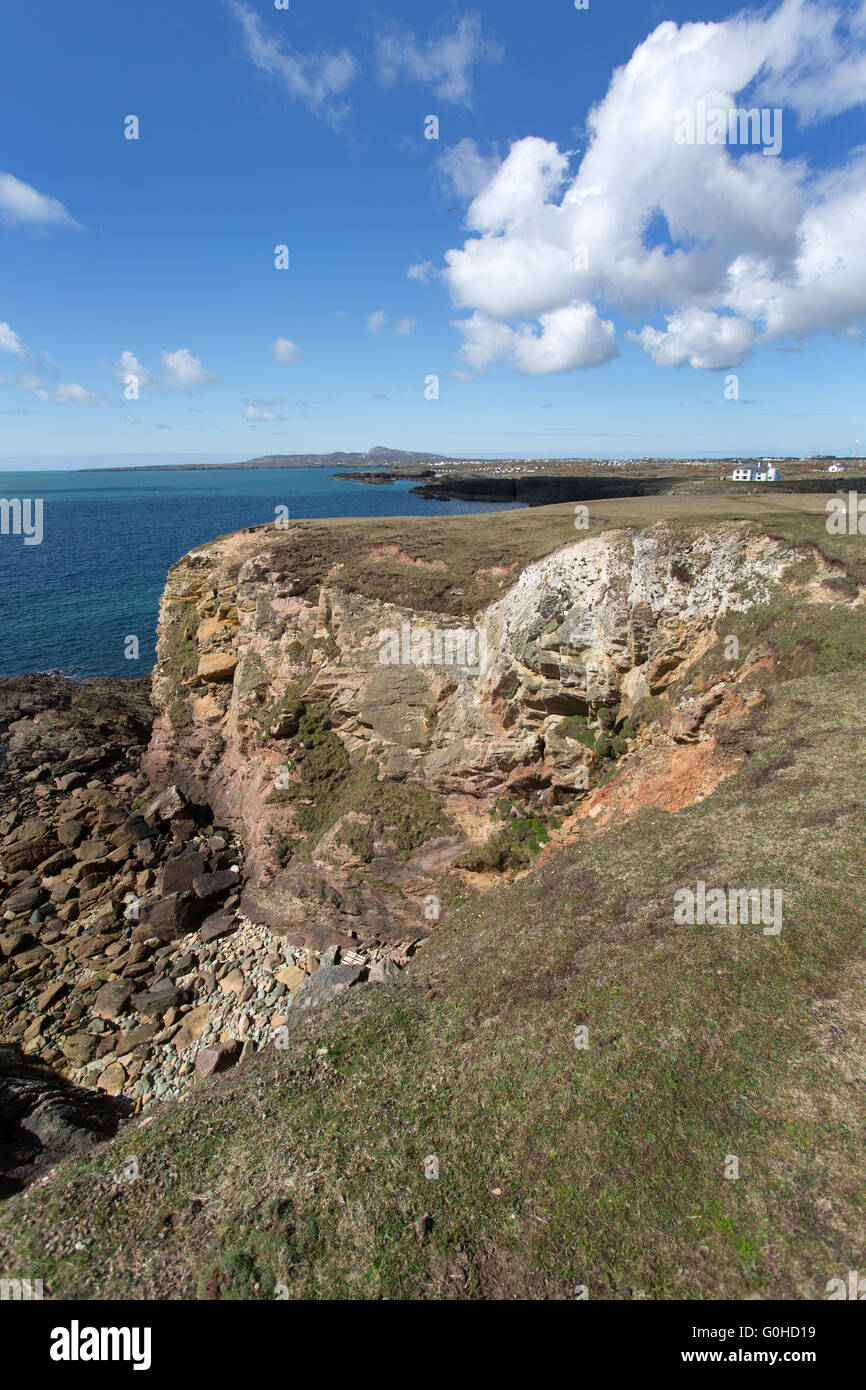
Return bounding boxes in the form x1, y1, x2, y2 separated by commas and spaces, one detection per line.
79, 447, 447, 473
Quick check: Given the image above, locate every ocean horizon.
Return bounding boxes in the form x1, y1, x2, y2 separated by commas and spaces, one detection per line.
0, 467, 520, 681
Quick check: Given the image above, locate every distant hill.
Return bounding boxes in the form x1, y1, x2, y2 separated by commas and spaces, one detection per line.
80, 446, 451, 473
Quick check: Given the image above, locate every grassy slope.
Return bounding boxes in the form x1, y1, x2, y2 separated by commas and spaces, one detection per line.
2, 497, 864, 1300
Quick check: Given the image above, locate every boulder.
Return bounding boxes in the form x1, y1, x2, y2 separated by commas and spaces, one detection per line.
172, 1004, 210, 1051
3, 885, 46, 916
35, 980, 68, 1012
199, 910, 237, 945
192, 870, 237, 901
197, 652, 238, 683
113, 1022, 161, 1058
75, 838, 112, 863
369, 957, 401, 984
94, 978, 135, 1021
288, 964, 365, 1016
136, 892, 208, 942
142, 785, 187, 824
61, 1033, 100, 1066
131, 980, 185, 1019
275, 964, 307, 992
194, 1040, 241, 1080
1, 831, 59, 874
218, 969, 244, 995
96, 1061, 127, 1095
161, 850, 206, 895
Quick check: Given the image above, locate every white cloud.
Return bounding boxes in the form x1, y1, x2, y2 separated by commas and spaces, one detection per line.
376, 13, 503, 105
112, 349, 158, 390
227, 0, 355, 123
441, 0, 866, 373
512, 306, 618, 374
0, 173, 78, 229
108, 348, 218, 392
272, 337, 301, 363
407, 261, 436, 284
19, 374, 108, 405
366, 311, 388, 333
629, 308, 757, 368
161, 348, 220, 389
452, 312, 519, 372
394, 317, 417, 336
455, 305, 617, 374
242, 395, 287, 421
438, 137, 501, 200
124, 414, 141, 424
0, 322, 25, 357
243, 404, 286, 421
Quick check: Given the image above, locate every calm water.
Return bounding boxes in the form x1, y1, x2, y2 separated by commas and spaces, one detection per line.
0, 468, 519, 679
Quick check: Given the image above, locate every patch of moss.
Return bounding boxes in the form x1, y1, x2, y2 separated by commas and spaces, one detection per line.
256, 680, 313, 738
169, 698, 193, 733
457, 813, 552, 872
163, 604, 199, 701
269, 700, 448, 857
312, 634, 340, 662
555, 719, 596, 751
336, 821, 375, 863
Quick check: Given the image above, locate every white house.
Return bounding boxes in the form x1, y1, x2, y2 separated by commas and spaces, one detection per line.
731, 463, 784, 482
827, 463, 846, 473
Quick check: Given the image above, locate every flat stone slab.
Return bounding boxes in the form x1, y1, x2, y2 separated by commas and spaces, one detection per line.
288, 964, 365, 1016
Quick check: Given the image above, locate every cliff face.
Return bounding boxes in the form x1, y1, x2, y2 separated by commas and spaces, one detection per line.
144, 518, 846, 953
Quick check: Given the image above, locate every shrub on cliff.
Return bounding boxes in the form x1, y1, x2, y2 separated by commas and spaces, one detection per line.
336, 821, 375, 863
556, 718, 596, 751
169, 698, 192, 733
457, 813, 552, 873
163, 606, 198, 702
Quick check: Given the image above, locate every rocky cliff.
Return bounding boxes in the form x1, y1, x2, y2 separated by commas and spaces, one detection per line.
144, 517, 846, 953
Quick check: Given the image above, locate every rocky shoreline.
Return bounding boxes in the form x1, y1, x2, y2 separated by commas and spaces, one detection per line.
0, 674, 413, 1192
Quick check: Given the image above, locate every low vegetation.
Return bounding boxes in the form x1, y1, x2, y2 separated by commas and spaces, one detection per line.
268, 698, 448, 859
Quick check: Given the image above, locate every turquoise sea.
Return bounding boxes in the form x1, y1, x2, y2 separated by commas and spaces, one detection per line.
0, 468, 519, 680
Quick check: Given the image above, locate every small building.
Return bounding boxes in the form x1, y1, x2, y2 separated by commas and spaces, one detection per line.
827, 463, 846, 473
731, 463, 784, 482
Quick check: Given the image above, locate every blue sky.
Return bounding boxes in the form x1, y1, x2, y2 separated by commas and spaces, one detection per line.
1, 0, 865, 466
